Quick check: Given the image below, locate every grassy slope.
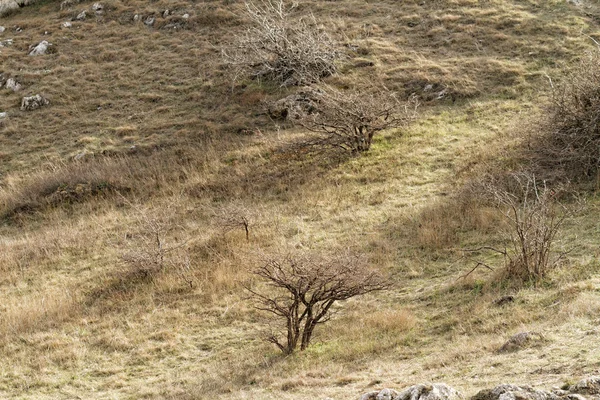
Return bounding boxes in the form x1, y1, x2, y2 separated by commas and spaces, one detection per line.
1, 0, 600, 398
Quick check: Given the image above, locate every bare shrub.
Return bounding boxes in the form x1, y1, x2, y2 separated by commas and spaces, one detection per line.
469, 173, 570, 283
122, 201, 193, 287
245, 252, 390, 354
213, 204, 253, 241
529, 50, 600, 184
223, 0, 343, 86
296, 86, 418, 153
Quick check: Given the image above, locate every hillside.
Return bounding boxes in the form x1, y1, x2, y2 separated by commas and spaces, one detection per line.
1, 0, 600, 399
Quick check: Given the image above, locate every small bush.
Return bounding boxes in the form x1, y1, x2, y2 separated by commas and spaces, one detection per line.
296, 86, 418, 153
223, 0, 343, 86
482, 173, 569, 283
530, 50, 600, 184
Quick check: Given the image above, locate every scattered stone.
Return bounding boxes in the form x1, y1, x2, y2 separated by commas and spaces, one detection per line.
361, 389, 400, 400
498, 331, 544, 353
162, 9, 169, 18
494, 295, 515, 306
62, 21, 72, 28
268, 88, 319, 120
91, 2, 102, 10
570, 377, 600, 395
6, 78, 22, 92
133, 14, 140, 22
144, 16, 155, 26
20, 94, 49, 111
0, 112, 6, 119
0, 38, 13, 47
567, 0, 583, 6
472, 385, 559, 400
182, 13, 189, 19
75, 10, 86, 20
362, 384, 463, 400
0, 26, 5, 34
29, 40, 51, 56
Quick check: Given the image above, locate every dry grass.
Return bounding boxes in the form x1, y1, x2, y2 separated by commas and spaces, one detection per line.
2, 0, 600, 398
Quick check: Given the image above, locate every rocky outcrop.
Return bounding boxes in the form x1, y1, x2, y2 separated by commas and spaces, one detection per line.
20, 94, 49, 111
0, 0, 38, 17
361, 383, 462, 400
361, 378, 600, 400
472, 384, 558, 400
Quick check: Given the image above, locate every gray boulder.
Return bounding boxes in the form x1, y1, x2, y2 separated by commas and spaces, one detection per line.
472, 384, 559, 400
361, 384, 462, 400
6, 78, 22, 92
29, 41, 51, 56
570, 377, 600, 396
20, 94, 49, 111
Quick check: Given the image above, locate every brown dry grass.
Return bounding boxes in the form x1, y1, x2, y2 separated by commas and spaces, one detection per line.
2, 0, 600, 399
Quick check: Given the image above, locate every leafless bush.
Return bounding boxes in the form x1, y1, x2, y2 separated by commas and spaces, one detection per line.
122, 202, 194, 287
213, 204, 252, 241
530, 50, 600, 184
245, 252, 390, 354
467, 173, 570, 283
223, 0, 343, 86
296, 86, 418, 153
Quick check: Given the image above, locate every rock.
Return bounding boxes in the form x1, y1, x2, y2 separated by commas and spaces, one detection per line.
91, 2, 102, 10
6, 78, 22, 92
472, 385, 559, 400
567, 0, 583, 6
133, 14, 140, 22
75, 10, 86, 20
570, 377, 600, 395
494, 295, 515, 306
362, 384, 462, 400
268, 89, 319, 120
144, 16, 155, 26
182, 13, 189, 19
29, 41, 51, 56
20, 94, 49, 111
498, 332, 543, 353
62, 21, 72, 28
0, 26, 5, 33
0, 112, 6, 118
162, 9, 169, 18
0, 0, 19, 16
360, 389, 400, 400
0, 38, 13, 47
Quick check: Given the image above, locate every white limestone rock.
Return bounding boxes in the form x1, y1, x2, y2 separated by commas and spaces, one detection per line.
20, 94, 49, 111
29, 41, 51, 56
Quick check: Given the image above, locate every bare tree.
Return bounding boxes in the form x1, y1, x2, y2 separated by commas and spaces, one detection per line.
223, 0, 343, 86
246, 252, 390, 354
296, 86, 418, 153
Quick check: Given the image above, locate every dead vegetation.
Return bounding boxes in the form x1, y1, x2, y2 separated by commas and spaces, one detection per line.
223, 0, 343, 86
2, 0, 600, 398
295, 85, 418, 153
